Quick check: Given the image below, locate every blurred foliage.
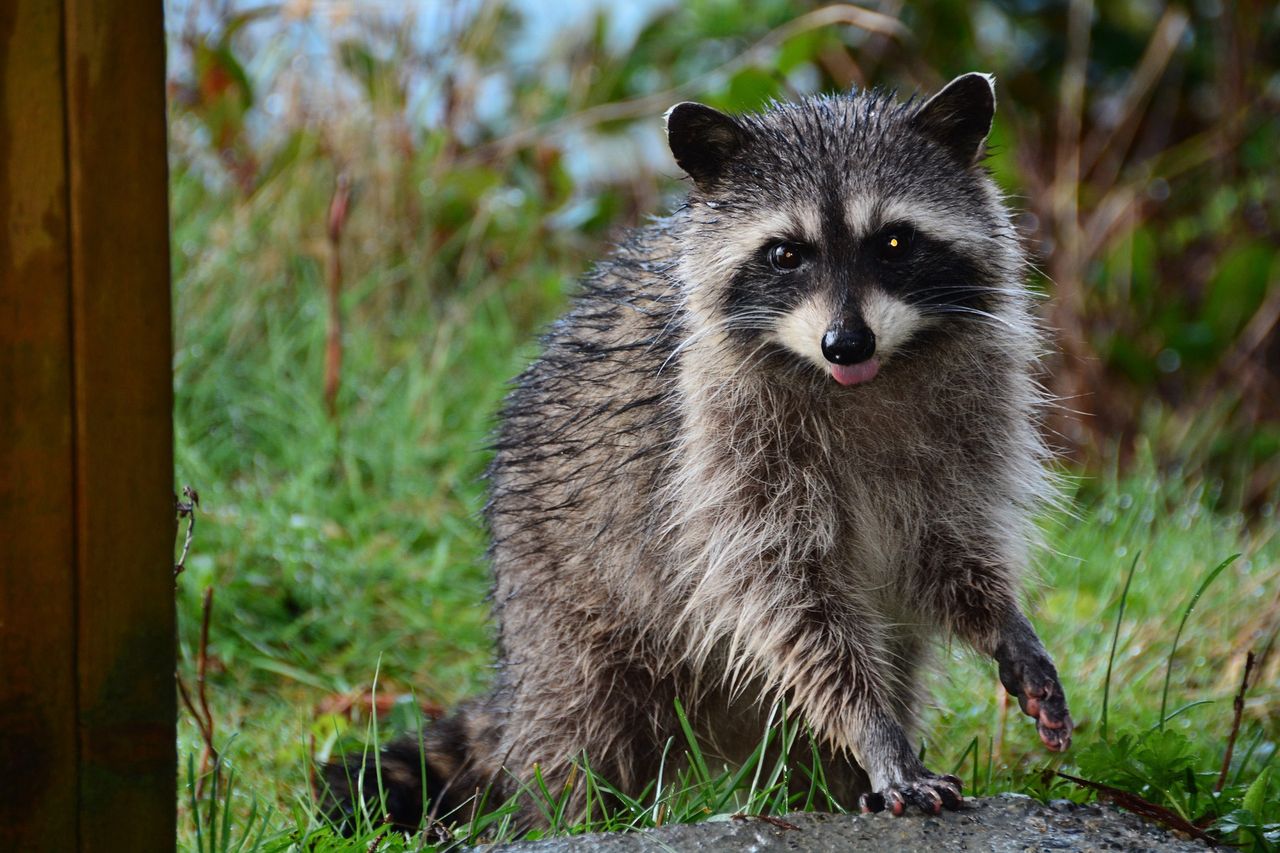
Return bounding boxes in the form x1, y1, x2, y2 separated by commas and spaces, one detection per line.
165, 0, 1279, 493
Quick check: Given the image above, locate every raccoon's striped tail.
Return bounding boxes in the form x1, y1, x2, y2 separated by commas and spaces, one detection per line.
317, 712, 478, 835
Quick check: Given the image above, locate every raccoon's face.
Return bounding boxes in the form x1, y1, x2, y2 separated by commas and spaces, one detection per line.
666, 73, 1025, 388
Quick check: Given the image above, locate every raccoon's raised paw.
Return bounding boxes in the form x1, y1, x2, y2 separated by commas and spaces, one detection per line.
1021, 680, 1073, 752
858, 774, 963, 816
998, 651, 1073, 752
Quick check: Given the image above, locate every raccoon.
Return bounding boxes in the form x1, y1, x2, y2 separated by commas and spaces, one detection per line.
321, 72, 1073, 831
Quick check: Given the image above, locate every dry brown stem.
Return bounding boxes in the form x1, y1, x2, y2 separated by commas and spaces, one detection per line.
1216, 650, 1257, 794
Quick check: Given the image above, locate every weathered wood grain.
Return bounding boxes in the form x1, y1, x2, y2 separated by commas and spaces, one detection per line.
0, 3, 79, 848
0, 1, 174, 848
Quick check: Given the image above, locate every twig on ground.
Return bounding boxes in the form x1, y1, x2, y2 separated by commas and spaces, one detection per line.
173, 483, 219, 798
324, 171, 351, 421
994, 682, 1009, 763
365, 815, 391, 853
1216, 650, 1256, 794
178, 587, 219, 799
316, 686, 446, 721
1056, 771, 1219, 845
732, 813, 801, 831
174, 486, 199, 575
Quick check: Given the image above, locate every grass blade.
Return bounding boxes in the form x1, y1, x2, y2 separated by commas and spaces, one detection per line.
1159, 554, 1238, 730
188, 752, 205, 853
1145, 699, 1216, 733
950, 736, 979, 790
745, 699, 781, 811
207, 755, 220, 853
219, 768, 237, 853
1102, 551, 1141, 741
673, 697, 710, 785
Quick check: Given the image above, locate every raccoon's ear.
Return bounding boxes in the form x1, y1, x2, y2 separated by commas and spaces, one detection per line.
665, 102, 745, 190
910, 72, 996, 167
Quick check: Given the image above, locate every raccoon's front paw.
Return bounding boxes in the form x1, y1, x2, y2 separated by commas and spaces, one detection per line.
998, 650, 1073, 752
858, 773, 963, 816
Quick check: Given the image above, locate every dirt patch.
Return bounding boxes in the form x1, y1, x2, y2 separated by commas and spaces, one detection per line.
487, 794, 1206, 852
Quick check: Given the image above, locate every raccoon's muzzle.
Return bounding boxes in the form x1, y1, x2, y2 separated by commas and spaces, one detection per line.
822, 327, 880, 386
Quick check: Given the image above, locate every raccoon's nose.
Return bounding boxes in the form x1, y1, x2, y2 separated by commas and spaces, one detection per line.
821, 328, 877, 365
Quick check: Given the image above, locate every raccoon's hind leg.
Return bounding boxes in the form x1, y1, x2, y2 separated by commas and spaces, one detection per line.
495, 654, 678, 827
317, 701, 499, 834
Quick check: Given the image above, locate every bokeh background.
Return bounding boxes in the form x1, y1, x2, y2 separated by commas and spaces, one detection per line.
168, 1, 1279, 848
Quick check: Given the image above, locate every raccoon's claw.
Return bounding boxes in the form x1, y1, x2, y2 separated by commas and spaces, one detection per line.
859, 774, 963, 816
1026, 685, 1073, 752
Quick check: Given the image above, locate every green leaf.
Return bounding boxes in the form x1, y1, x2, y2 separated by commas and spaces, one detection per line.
725, 67, 780, 111
1203, 243, 1274, 346
1243, 767, 1271, 817
1133, 728, 1196, 784
776, 32, 822, 74
338, 40, 380, 102
1076, 730, 1136, 784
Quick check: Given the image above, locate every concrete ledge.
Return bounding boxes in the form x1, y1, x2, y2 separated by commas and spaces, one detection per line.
488, 794, 1205, 852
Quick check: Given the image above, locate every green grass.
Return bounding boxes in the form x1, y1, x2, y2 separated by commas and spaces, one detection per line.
172, 160, 1279, 850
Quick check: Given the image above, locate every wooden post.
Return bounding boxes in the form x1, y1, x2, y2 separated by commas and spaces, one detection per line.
0, 2, 175, 850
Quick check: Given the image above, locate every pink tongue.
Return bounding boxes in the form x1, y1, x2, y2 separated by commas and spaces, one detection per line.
831, 358, 880, 386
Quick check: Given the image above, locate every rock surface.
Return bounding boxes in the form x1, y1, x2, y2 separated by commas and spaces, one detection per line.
488, 794, 1204, 852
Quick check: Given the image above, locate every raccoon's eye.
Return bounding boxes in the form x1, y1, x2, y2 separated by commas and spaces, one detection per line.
875, 229, 915, 263
767, 242, 806, 272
